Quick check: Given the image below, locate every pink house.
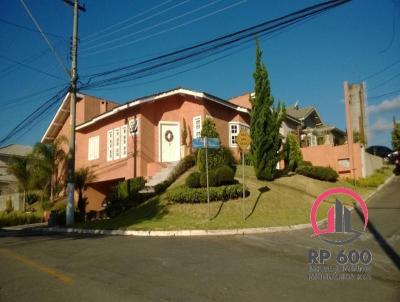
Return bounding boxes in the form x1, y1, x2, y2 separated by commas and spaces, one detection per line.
43, 88, 250, 211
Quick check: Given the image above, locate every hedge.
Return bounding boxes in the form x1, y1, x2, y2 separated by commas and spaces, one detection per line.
296, 165, 338, 182
0, 211, 42, 227
154, 154, 196, 193
165, 184, 249, 203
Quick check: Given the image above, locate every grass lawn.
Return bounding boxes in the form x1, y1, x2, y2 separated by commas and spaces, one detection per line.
78, 165, 393, 231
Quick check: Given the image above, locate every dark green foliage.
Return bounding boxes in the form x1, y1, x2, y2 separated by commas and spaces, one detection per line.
250, 39, 285, 180
0, 211, 42, 227
26, 192, 39, 205
216, 165, 235, 185
152, 154, 196, 194
296, 165, 338, 182
74, 167, 96, 215
165, 184, 249, 203
186, 172, 201, 188
300, 161, 313, 167
201, 118, 220, 139
49, 209, 84, 226
5, 199, 13, 213
181, 118, 188, 145
392, 122, 400, 151
283, 133, 303, 172
197, 147, 236, 173
200, 170, 219, 187
104, 177, 146, 218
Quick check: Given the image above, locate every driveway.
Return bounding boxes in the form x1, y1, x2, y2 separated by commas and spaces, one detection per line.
1, 177, 399, 301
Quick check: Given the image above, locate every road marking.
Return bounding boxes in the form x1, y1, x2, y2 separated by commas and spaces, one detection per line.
0, 248, 73, 284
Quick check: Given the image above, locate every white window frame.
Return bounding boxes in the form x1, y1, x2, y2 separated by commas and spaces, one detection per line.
229, 122, 250, 147
193, 116, 202, 138
113, 128, 120, 160
107, 130, 113, 161
88, 135, 99, 161
121, 125, 128, 158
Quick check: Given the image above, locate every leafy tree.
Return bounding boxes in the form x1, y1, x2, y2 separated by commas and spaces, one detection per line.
283, 133, 303, 172
392, 122, 400, 151
250, 39, 285, 180
200, 118, 220, 138
74, 167, 96, 215
31, 136, 67, 202
7, 156, 31, 211
181, 118, 188, 145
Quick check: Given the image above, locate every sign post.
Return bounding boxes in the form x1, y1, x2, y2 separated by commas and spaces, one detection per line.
236, 129, 251, 220
192, 137, 220, 220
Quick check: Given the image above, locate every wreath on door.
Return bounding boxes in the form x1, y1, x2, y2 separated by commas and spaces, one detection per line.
165, 130, 174, 142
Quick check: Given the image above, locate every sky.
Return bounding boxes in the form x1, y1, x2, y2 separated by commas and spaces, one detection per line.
0, 0, 399, 148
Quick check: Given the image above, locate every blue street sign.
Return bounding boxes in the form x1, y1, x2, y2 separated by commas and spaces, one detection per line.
192, 137, 205, 149
207, 138, 220, 149
192, 137, 220, 149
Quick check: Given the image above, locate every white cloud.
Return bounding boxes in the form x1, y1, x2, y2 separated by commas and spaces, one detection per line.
367, 96, 400, 114
369, 117, 393, 133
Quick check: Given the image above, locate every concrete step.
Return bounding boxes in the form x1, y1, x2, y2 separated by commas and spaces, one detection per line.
145, 161, 179, 187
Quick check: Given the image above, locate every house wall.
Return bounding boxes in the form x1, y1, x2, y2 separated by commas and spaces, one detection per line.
363, 150, 383, 177
301, 143, 363, 178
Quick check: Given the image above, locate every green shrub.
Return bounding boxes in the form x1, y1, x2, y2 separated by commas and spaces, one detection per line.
186, 172, 201, 188
300, 161, 313, 167
196, 146, 236, 173
5, 199, 13, 213
165, 184, 249, 203
347, 167, 391, 187
283, 133, 303, 172
0, 211, 42, 227
216, 165, 235, 185
26, 192, 39, 205
200, 170, 219, 187
104, 176, 146, 218
296, 165, 338, 182
154, 154, 196, 194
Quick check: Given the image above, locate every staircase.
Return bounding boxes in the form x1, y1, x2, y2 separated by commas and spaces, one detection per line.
141, 161, 179, 192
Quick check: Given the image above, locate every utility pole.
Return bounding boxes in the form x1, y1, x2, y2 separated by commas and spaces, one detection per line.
65, 0, 86, 226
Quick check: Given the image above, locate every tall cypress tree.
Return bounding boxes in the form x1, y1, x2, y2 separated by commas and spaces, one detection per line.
250, 39, 285, 180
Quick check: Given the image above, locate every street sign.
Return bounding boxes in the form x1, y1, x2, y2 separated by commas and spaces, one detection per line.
191, 137, 220, 149
236, 130, 251, 151
192, 137, 204, 149
207, 138, 220, 149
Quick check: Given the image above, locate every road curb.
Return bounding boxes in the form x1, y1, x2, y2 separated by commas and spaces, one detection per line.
14, 174, 396, 238
37, 222, 317, 237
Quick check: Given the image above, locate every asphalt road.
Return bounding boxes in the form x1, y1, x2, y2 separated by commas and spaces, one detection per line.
1, 177, 399, 302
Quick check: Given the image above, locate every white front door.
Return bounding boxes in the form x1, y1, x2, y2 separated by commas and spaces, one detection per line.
160, 123, 180, 162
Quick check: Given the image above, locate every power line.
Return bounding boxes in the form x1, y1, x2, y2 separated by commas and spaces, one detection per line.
0, 17, 67, 39
368, 71, 400, 91
80, 0, 225, 53
81, 0, 350, 89
20, 0, 70, 78
0, 85, 70, 146
0, 83, 67, 110
0, 55, 66, 81
81, 0, 174, 44
359, 57, 400, 82
368, 88, 400, 100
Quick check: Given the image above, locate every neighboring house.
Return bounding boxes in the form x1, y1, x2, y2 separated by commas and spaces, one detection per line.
228, 93, 346, 147
0, 144, 32, 211
0, 144, 32, 195
44, 88, 250, 211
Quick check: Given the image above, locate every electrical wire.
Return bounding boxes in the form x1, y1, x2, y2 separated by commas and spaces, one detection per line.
81, 0, 173, 44
0, 85, 70, 146
368, 88, 400, 100
81, 0, 350, 90
0, 55, 66, 81
81, 0, 189, 46
20, 0, 70, 78
80, 0, 226, 53
368, 71, 400, 91
0, 17, 67, 39
359, 58, 400, 82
